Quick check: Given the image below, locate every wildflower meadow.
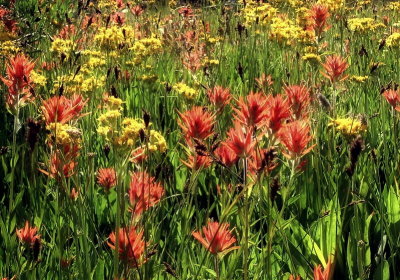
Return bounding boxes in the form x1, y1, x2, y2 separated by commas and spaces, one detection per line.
1, 0, 400, 279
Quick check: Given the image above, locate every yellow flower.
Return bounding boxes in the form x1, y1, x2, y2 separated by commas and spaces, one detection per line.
329, 118, 367, 136
302, 53, 322, 64
387, 33, 400, 48
50, 38, 74, 58
347, 18, 385, 33
31, 70, 47, 87
148, 130, 167, 152
172, 83, 198, 100
242, 2, 278, 27
47, 123, 81, 146
350, 75, 369, 83
94, 26, 135, 49
130, 37, 162, 58
0, 40, 19, 57
317, 0, 344, 11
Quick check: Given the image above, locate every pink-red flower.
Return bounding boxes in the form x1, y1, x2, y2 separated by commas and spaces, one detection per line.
314, 259, 332, 280
308, 4, 330, 36
16, 221, 40, 247
97, 168, 117, 191
321, 55, 349, 83
234, 92, 269, 128
207, 86, 231, 110
265, 94, 291, 133
182, 153, 212, 170
107, 227, 146, 268
0, 54, 35, 112
383, 89, 400, 112
225, 122, 255, 158
214, 144, 239, 167
128, 172, 164, 215
284, 84, 311, 119
278, 121, 314, 160
41, 94, 87, 125
178, 106, 215, 142
192, 220, 238, 255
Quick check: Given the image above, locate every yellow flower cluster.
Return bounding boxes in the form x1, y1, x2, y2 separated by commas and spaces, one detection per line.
350, 75, 369, 83
329, 118, 367, 136
302, 53, 321, 64
387, 33, 400, 48
242, 2, 278, 27
173, 83, 198, 99
0, 40, 20, 57
94, 26, 135, 49
317, 0, 344, 12
54, 74, 106, 95
47, 123, 81, 147
388, 1, 400, 11
148, 130, 167, 153
202, 58, 219, 67
131, 38, 162, 57
269, 17, 313, 46
347, 18, 385, 33
50, 38, 74, 58
31, 70, 47, 87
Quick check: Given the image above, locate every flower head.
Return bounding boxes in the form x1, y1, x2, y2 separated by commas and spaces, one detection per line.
16, 221, 40, 247
214, 144, 239, 167
314, 259, 332, 280
284, 84, 311, 119
225, 122, 255, 158
192, 220, 238, 255
107, 227, 146, 268
321, 55, 349, 83
233, 92, 269, 128
97, 168, 117, 191
207, 86, 231, 109
128, 172, 164, 215
182, 153, 212, 170
308, 4, 330, 36
41, 94, 87, 125
266, 94, 291, 133
383, 89, 400, 111
278, 121, 314, 159
178, 106, 215, 142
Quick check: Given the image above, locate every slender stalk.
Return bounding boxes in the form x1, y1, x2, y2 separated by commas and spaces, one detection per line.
243, 157, 249, 280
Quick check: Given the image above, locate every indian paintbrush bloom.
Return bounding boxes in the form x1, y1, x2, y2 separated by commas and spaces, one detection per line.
16, 221, 40, 247
321, 55, 349, 83
284, 84, 311, 119
192, 220, 238, 255
107, 227, 146, 268
97, 167, 117, 191
128, 172, 164, 215
178, 106, 215, 143
314, 259, 332, 280
0, 54, 35, 113
207, 86, 231, 110
382, 89, 400, 111
214, 144, 239, 167
41, 94, 87, 125
265, 94, 291, 133
233, 92, 269, 129
225, 122, 255, 158
308, 4, 330, 37
181, 153, 212, 170
278, 121, 314, 160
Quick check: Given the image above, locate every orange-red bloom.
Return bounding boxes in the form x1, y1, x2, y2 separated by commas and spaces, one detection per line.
234, 92, 269, 128
321, 55, 349, 83
314, 259, 332, 280
266, 94, 291, 133
182, 153, 212, 170
289, 275, 301, 280
383, 89, 400, 112
0, 54, 35, 112
16, 221, 40, 247
128, 172, 164, 215
178, 106, 215, 142
207, 86, 231, 110
284, 84, 311, 119
48, 144, 79, 179
214, 144, 239, 167
278, 121, 314, 159
97, 168, 117, 191
192, 220, 238, 255
107, 227, 146, 268
41, 94, 87, 125
225, 122, 255, 158
308, 4, 330, 36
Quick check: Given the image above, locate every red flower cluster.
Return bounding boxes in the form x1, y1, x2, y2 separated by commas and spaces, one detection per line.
321, 55, 349, 83
192, 220, 238, 255
0, 54, 35, 113
16, 221, 40, 247
308, 4, 330, 37
107, 227, 146, 268
41, 94, 87, 125
178, 106, 215, 143
128, 172, 164, 215
383, 89, 400, 112
97, 167, 118, 191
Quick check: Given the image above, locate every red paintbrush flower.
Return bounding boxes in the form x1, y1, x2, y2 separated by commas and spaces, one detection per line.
321, 55, 349, 83
181, 153, 212, 170
178, 106, 215, 143
214, 144, 239, 167
131, 5, 144, 16
308, 4, 330, 36
289, 275, 301, 280
192, 220, 238, 255
16, 221, 40, 247
314, 259, 332, 280
41, 94, 87, 125
383, 89, 400, 111
128, 172, 164, 215
265, 94, 291, 133
278, 121, 314, 160
233, 92, 269, 128
284, 84, 311, 119
248, 147, 278, 175
47, 144, 80, 179
107, 227, 146, 268
178, 6, 194, 18
207, 86, 231, 110
97, 168, 117, 191
1, 54, 35, 112
225, 122, 255, 158
255, 73, 273, 91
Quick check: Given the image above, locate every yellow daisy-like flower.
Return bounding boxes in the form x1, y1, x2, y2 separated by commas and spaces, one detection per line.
31, 70, 47, 87
350, 75, 369, 83
172, 83, 198, 100
50, 38, 74, 58
387, 33, 400, 48
329, 118, 367, 136
148, 130, 167, 152
47, 123, 81, 147
347, 18, 385, 33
